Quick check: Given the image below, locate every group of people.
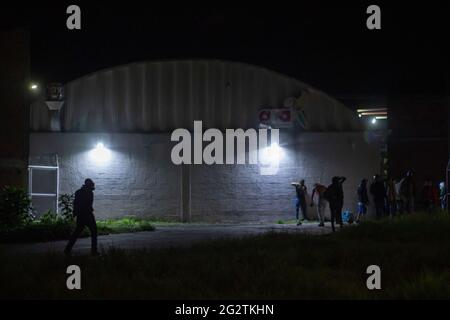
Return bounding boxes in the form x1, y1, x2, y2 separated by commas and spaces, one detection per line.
357, 171, 446, 220
292, 176, 346, 232
64, 172, 447, 256
292, 170, 447, 232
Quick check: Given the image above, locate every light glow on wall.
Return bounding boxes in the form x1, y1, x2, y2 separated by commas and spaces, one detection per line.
262, 142, 283, 163
89, 142, 111, 164
260, 142, 284, 176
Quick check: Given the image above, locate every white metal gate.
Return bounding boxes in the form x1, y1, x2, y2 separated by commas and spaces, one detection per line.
28, 155, 60, 215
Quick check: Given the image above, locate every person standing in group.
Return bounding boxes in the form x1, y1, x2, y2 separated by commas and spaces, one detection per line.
422, 179, 439, 213
356, 179, 369, 223
324, 176, 346, 232
439, 182, 447, 210
370, 174, 386, 219
395, 179, 404, 214
386, 178, 397, 217
399, 171, 416, 214
291, 179, 308, 226
310, 183, 327, 227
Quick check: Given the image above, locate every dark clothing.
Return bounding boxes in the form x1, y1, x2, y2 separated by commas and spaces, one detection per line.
440, 184, 447, 210
374, 200, 385, 219
294, 184, 307, 220
370, 181, 386, 202
388, 201, 397, 217
422, 185, 439, 212
73, 186, 94, 217
370, 181, 386, 218
65, 185, 97, 254
357, 185, 369, 204
65, 214, 98, 253
399, 177, 416, 199
399, 176, 416, 213
295, 198, 307, 220
325, 183, 344, 207
356, 183, 369, 222
324, 177, 346, 231
329, 203, 343, 232
295, 184, 307, 201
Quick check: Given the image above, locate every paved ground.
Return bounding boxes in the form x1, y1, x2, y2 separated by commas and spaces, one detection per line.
0, 222, 332, 256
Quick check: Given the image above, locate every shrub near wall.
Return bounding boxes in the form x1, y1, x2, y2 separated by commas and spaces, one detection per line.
0, 186, 34, 229
0, 190, 156, 243
0, 216, 155, 244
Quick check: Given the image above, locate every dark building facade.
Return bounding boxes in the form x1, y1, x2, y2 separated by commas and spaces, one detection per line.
388, 95, 449, 186
0, 29, 30, 188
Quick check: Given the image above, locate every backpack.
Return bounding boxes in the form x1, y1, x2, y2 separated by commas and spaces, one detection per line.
342, 211, 354, 224
72, 189, 81, 217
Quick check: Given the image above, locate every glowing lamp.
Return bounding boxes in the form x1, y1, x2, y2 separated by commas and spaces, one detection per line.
90, 142, 111, 163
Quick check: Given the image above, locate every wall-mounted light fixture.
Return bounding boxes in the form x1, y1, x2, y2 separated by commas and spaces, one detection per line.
357, 107, 388, 122
89, 142, 111, 164
260, 142, 284, 176
263, 142, 283, 164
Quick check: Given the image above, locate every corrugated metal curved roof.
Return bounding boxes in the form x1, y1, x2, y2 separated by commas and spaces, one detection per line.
30, 60, 361, 132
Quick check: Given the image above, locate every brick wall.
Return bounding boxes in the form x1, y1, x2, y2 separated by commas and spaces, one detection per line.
30, 131, 381, 222
191, 132, 381, 222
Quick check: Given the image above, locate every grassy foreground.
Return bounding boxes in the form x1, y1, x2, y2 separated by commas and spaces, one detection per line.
0, 217, 155, 243
1, 213, 450, 299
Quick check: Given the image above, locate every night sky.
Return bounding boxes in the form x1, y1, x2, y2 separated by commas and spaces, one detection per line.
1, 1, 448, 97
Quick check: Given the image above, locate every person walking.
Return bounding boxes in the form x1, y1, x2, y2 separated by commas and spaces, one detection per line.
310, 183, 327, 227
64, 178, 98, 256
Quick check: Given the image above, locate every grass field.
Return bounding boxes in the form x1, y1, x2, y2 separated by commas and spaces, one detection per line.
0, 217, 155, 243
1, 212, 449, 299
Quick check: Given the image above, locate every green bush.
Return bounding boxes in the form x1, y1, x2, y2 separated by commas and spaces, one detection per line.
0, 186, 34, 229
0, 220, 75, 243
39, 210, 59, 224
58, 193, 75, 222
0, 216, 155, 243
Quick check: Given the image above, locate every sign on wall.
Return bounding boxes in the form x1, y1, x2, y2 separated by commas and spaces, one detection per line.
258, 95, 309, 130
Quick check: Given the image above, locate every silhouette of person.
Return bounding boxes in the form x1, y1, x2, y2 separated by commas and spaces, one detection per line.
310, 183, 327, 227
64, 178, 98, 255
370, 174, 387, 219
399, 170, 416, 213
291, 179, 308, 225
356, 178, 369, 223
324, 176, 346, 232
